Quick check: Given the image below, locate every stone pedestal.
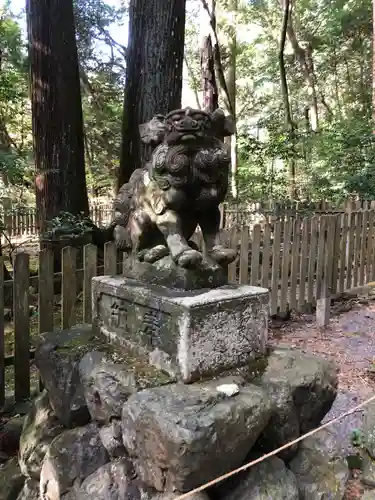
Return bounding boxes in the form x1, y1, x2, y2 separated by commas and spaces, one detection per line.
92, 276, 269, 383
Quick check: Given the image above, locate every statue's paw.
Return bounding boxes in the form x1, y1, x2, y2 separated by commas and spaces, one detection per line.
209, 246, 238, 265
176, 249, 203, 268
142, 245, 169, 263
113, 225, 131, 251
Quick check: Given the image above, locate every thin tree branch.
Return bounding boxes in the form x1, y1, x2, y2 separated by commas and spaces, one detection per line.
200, 0, 234, 116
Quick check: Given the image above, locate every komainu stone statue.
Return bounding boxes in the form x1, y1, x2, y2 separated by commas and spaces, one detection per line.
112, 107, 237, 269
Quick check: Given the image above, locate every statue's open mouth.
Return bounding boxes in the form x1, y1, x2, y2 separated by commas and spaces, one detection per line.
180, 134, 197, 141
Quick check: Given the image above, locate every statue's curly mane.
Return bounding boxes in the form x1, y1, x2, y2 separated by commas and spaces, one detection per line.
113, 167, 146, 227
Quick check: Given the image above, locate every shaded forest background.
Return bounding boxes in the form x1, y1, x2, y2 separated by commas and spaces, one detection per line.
1, 0, 374, 221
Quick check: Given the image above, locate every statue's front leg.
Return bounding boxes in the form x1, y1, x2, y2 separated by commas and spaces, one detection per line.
155, 210, 202, 268
199, 207, 237, 265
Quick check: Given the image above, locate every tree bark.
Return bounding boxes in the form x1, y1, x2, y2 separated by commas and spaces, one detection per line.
0, 244, 11, 281
373, 0, 375, 130
200, 34, 219, 112
279, 0, 297, 199
27, 0, 89, 233
286, 17, 319, 131
118, 0, 186, 189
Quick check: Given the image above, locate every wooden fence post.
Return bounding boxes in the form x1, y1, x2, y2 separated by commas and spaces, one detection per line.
83, 244, 97, 323
250, 224, 261, 286
280, 219, 292, 314
0, 257, 4, 406
13, 252, 30, 402
290, 217, 301, 311
62, 247, 77, 329
239, 226, 249, 285
271, 221, 282, 315
38, 249, 54, 334
298, 218, 309, 311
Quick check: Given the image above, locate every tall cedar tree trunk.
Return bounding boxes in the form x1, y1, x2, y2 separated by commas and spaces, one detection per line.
279, 0, 297, 198
373, 0, 375, 130
200, 0, 237, 196
118, 0, 186, 189
201, 34, 219, 112
27, 0, 89, 233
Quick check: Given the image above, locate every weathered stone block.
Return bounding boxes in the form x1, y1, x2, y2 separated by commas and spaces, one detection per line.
92, 276, 269, 383
79, 351, 137, 423
76, 460, 134, 500
99, 420, 127, 459
217, 457, 299, 500
16, 479, 39, 500
40, 423, 109, 499
254, 348, 338, 461
363, 401, 375, 458
34, 324, 94, 427
19, 391, 63, 480
122, 255, 227, 290
121, 377, 272, 492
288, 432, 349, 499
0, 457, 24, 500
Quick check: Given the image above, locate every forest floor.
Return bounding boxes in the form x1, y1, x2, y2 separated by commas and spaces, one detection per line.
269, 298, 375, 499
269, 298, 375, 397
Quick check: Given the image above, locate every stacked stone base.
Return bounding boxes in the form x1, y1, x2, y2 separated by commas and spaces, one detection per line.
4, 324, 354, 500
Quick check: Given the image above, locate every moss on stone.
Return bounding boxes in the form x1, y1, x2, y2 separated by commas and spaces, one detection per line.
51, 327, 174, 390
193, 352, 270, 385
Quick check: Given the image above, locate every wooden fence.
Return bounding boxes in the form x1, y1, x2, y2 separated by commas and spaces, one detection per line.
1, 210, 375, 404
0, 204, 114, 240
3, 199, 375, 241
222, 199, 375, 228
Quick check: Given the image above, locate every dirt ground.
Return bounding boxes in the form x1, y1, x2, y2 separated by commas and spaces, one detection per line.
270, 298, 375, 499
269, 298, 375, 398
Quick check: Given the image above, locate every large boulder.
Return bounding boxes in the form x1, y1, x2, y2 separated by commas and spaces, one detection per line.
34, 325, 95, 427
255, 348, 338, 461
321, 391, 364, 460
16, 479, 39, 500
79, 351, 137, 423
40, 423, 109, 499
0, 457, 24, 500
217, 457, 299, 500
99, 420, 126, 460
122, 376, 272, 492
77, 460, 211, 500
152, 494, 209, 500
19, 391, 63, 480
363, 400, 375, 458
0, 415, 24, 461
76, 460, 135, 500
288, 430, 349, 499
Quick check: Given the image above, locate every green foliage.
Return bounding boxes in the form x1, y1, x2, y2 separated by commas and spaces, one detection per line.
44, 211, 94, 238
351, 428, 365, 449
185, 0, 374, 202
74, 0, 126, 72
74, 0, 125, 195
82, 70, 123, 196
1, 0, 373, 206
0, 8, 33, 201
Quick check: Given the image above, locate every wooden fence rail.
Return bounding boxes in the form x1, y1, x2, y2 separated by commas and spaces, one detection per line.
1, 210, 375, 404
3, 199, 375, 241
0, 204, 115, 240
